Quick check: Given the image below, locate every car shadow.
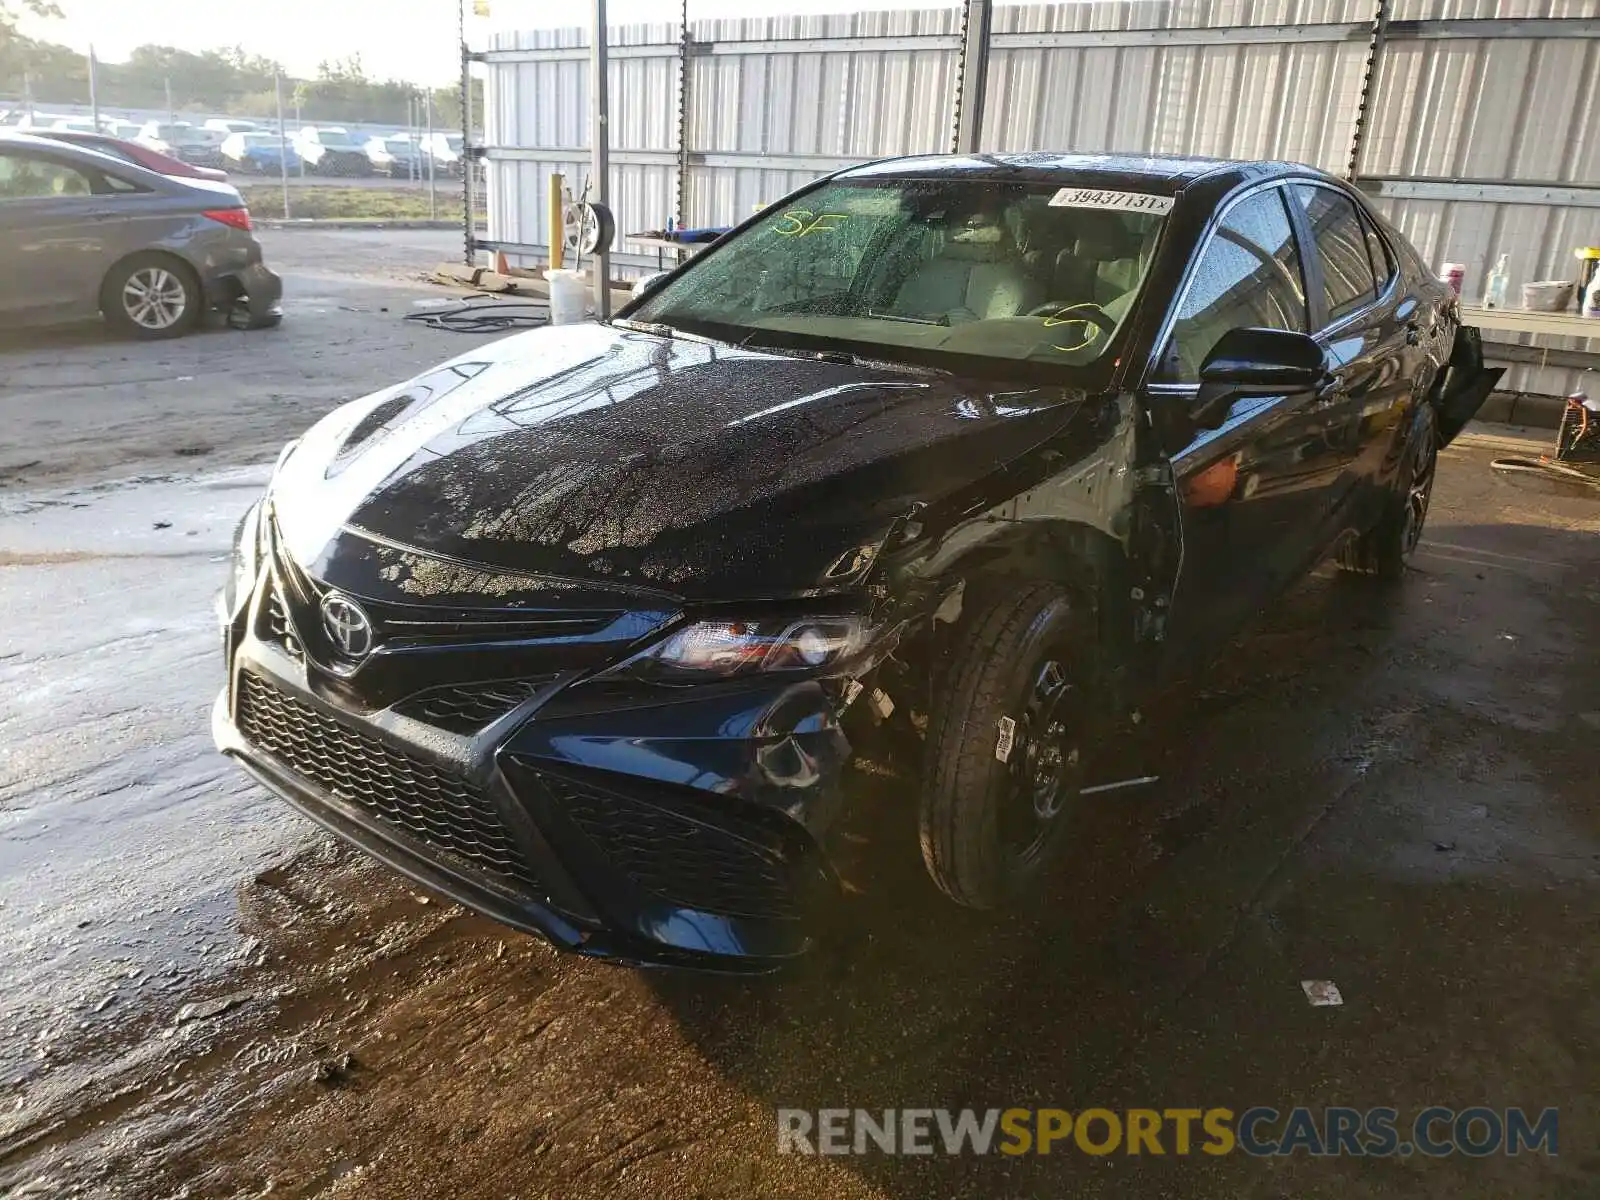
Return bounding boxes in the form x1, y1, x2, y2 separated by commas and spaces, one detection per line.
0, 308, 245, 355
641, 517, 1599, 1196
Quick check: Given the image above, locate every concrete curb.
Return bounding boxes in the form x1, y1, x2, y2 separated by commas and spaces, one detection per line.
258, 219, 459, 231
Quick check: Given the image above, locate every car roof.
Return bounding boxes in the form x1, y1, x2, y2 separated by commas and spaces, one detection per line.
836, 152, 1330, 195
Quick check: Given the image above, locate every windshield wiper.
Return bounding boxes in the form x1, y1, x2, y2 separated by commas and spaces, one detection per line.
612, 317, 678, 339
735, 329, 858, 365
863, 309, 949, 327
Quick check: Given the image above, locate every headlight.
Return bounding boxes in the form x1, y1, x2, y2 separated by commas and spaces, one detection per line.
621, 616, 877, 681
219, 501, 263, 621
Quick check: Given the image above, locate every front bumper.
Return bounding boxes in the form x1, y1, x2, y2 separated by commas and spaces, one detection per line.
214, 624, 852, 970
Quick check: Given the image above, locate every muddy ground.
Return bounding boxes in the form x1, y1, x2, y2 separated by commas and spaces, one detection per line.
1, 233, 1597, 1197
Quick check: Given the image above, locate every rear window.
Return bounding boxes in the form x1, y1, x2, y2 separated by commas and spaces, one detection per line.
1293, 184, 1378, 325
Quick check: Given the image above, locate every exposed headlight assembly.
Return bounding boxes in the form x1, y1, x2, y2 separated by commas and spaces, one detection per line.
623, 616, 878, 681
219, 500, 264, 622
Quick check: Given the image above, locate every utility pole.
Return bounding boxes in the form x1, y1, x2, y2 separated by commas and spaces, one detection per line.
952, 0, 993, 154
88, 44, 100, 129
165, 77, 174, 124
274, 71, 292, 221
405, 95, 414, 181
590, 0, 611, 318
425, 90, 437, 220
22, 72, 33, 123
460, 0, 474, 266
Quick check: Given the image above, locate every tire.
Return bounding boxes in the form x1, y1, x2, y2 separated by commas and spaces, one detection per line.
920, 582, 1085, 909
1337, 402, 1439, 580
101, 253, 202, 340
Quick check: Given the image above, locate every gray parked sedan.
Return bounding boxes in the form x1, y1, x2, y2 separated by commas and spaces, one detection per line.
0, 130, 282, 338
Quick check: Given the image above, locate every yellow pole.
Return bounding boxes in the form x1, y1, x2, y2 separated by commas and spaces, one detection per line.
548, 172, 565, 271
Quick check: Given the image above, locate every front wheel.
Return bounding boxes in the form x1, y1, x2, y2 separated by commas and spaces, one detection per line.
101, 254, 201, 340
920, 583, 1085, 909
1337, 402, 1439, 579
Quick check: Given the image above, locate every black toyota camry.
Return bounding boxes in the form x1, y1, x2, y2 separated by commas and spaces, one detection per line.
215, 153, 1499, 969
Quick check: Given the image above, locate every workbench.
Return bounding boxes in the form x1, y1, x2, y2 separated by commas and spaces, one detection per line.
1463, 304, 1600, 378
625, 234, 711, 271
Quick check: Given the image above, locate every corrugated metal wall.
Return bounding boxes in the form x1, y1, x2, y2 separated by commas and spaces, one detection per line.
686, 10, 961, 224
981, 0, 1372, 167
1359, 0, 1600, 393
484, 1, 1600, 393
486, 22, 680, 263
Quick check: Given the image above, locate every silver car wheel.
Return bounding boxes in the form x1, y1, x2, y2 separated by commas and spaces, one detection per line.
122, 267, 189, 331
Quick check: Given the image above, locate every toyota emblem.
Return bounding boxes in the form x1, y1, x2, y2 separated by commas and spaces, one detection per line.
320, 592, 374, 660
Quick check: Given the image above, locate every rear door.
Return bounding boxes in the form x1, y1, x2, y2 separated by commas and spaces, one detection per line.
0, 149, 106, 320
1146, 182, 1334, 670
1285, 182, 1421, 549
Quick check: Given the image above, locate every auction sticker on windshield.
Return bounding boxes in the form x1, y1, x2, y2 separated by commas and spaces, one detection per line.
1047, 188, 1174, 214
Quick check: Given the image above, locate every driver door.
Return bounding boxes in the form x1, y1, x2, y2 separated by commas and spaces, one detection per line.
0, 150, 105, 322
1146, 183, 1339, 675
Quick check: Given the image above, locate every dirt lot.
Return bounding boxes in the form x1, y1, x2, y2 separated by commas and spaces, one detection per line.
1, 234, 1597, 1198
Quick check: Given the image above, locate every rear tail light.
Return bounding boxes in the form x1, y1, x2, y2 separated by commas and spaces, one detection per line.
203, 208, 252, 232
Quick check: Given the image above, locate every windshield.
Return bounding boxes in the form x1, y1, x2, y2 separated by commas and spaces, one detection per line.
317, 131, 355, 148
630, 177, 1167, 375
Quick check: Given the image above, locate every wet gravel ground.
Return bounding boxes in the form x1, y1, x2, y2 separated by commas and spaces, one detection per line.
1, 250, 1597, 1197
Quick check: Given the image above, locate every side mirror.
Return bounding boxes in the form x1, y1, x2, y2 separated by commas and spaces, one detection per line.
1193, 327, 1325, 430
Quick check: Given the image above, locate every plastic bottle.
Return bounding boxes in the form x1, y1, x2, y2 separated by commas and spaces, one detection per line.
1483, 253, 1510, 309
1585, 270, 1600, 318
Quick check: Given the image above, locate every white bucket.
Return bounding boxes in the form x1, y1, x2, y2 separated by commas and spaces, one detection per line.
546, 269, 588, 325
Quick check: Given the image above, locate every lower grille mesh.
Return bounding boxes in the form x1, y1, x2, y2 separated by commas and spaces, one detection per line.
394, 678, 556, 734
236, 671, 538, 890
541, 771, 806, 921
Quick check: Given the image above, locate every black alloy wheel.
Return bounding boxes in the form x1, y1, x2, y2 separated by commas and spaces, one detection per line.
921, 583, 1085, 909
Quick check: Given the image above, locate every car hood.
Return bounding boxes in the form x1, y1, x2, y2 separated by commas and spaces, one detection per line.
272, 323, 1090, 603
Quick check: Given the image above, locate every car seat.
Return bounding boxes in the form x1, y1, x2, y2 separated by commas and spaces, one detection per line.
1051, 212, 1148, 309
890, 220, 1041, 323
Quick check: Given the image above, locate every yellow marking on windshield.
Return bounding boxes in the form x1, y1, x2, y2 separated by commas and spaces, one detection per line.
1051, 326, 1098, 354
772, 210, 851, 238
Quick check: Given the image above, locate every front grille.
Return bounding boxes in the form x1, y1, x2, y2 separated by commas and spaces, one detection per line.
393, 678, 557, 735
236, 671, 538, 890
260, 584, 303, 661
540, 770, 807, 921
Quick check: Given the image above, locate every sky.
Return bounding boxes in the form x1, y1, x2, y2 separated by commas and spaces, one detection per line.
20, 0, 960, 87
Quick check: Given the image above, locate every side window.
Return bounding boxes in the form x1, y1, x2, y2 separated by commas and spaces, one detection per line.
1360, 210, 1395, 292
1293, 184, 1378, 324
0, 153, 92, 201
1160, 188, 1308, 384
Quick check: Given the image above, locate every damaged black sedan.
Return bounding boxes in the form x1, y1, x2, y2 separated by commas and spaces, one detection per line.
214, 154, 1498, 968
